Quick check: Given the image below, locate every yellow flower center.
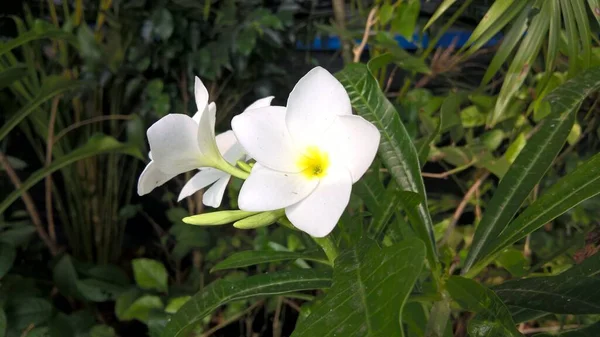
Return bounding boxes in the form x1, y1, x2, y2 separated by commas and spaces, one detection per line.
297, 146, 330, 179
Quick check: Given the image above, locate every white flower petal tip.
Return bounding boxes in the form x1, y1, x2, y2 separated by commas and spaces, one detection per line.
194, 76, 209, 114
244, 96, 275, 112
137, 161, 177, 196
202, 175, 230, 208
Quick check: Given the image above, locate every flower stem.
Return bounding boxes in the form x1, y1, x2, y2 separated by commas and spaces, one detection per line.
312, 235, 339, 265
217, 160, 250, 180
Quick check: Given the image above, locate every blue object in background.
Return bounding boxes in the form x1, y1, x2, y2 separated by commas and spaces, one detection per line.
295, 30, 503, 51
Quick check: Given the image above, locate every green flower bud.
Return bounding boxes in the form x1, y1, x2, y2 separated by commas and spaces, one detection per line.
183, 210, 258, 226
233, 209, 285, 229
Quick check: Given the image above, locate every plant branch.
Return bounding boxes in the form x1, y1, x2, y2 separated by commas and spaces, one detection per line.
201, 300, 264, 337
0, 151, 59, 255
45, 96, 60, 243
353, 8, 378, 63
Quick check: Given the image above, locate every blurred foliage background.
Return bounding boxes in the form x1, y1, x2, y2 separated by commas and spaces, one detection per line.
0, 0, 599, 336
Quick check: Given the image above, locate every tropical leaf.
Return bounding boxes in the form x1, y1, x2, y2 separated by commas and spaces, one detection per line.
463, 67, 600, 274
336, 63, 438, 269
211, 249, 328, 272
291, 239, 425, 337
162, 269, 331, 337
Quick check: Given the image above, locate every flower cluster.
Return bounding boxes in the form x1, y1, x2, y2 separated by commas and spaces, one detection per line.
138, 67, 380, 237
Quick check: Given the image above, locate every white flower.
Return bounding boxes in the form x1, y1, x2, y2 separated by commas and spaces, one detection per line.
137, 75, 273, 204
231, 67, 380, 237
177, 97, 274, 207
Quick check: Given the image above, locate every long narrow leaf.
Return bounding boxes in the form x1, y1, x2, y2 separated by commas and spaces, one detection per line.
490, 1, 550, 126
0, 65, 27, 91
571, 0, 592, 70
589, 0, 600, 27
0, 135, 142, 215
463, 0, 524, 54
336, 64, 438, 269
162, 270, 332, 337
0, 77, 87, 142
423, 0, 457, 30
463, 67, 600, 274
476, 153, 600, 267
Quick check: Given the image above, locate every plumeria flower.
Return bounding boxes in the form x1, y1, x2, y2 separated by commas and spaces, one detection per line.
231, 67, 380, 237
177, 97, 274, 207
137, 75, 272, 208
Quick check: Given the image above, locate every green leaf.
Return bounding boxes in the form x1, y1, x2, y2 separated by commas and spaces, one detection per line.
533, 321, 600, 337
446, 277, 522, 337
477, 152, 600, 267
379, 3, 394, 25
393, 0, 420, 39
118, 295, 164, 322
0, 135, 142, 215
495, 276, 600, 314
0, 26, 76, 57
464, 0, 525, 55
481, 5, 530, 85
291, 239, 425, 337
373, 33, 431, 74
561, 0, 581, 75
571, 0, 592, 70
0, 64, 27, 91
89, 325, 117, 337
504, 132, 526, 164
211, 249, 328, 272
132, 258, 168, 292
463, 67, 600, 274
336, 63, 438, 269
0, 243, 16, 278
491, 2, 550, 126
162, 269, 331, 337
353, 161, 385, 215
5, 298, 52, 330
0, 77, 87, 142
424, 0, 457, 30
165, 296, 191, 314
152, 9, 174, 40
0, 308, 6, 337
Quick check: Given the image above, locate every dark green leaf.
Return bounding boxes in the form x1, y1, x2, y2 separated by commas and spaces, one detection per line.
117, 294, 164, 322
0, 77, 87, 142
5, 298, 52, 330
0, 243, 16, 278
463, 67, 600, 274
162, 269, 331, 337
211, 249, 328, 272
132, 258, 168, 292
495, 276, 600, 314
0, 64, 27, 91
0, 26, 76, 57
89, 325, 117, 337
446, 277, 522, 337
0, 308, 5, 337
336, 63, 438, 269
291, 239, 425, 337
424, 0, 457, 30
476, 153, 600, 268
0, 135, 142, 215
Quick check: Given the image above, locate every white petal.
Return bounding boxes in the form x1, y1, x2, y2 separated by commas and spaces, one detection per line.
177, 168, 228, 201
231, 106, 301, 172
147, 114, 206, 174
137, 161, 177, 196
203, 175, 231, 208
285, 67, 352, 148
319, 115, 380, 183
243, 96, 274, 112
216, 130, 246, 165
195, 76, 209, 115
285, 167, 352, 237
196, 102, 222, 164
238, 163, 318, 211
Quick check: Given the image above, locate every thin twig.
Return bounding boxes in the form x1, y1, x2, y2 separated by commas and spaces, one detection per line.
20, 323, 35, 337
421, 160, 476, 179
201, 300, 265, 337
282, 298, 302, 312
273, 297, 283, 337
53, 115, 132, 145
332, 0, 352, 63
520, 324, 580, 335
440, 171, 490, 246
353, 8, 378, 63
0, 151, 59, 255
45, 96, 61, 243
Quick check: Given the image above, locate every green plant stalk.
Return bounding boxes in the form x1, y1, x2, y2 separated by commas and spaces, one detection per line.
312, 235, 340, 265
216, 159, 250, 180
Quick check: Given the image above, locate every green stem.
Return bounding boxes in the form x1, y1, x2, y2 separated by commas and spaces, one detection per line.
217, 160, 250, 180
312, 235, 339, 265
